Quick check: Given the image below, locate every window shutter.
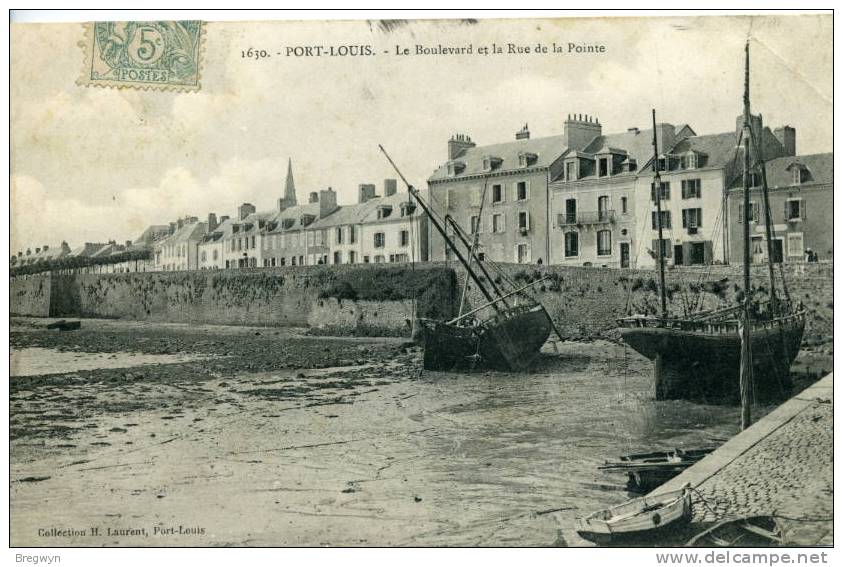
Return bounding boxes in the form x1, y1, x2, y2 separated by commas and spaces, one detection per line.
487, 215, 494, 234
698, 208, 703, 227
501, 214, 506, 232
651, 211, 657, 230
526, 243, 532, 263
651, 184, 656, 202
526, 212, 531, 230
681, 180, 687, 199
802, 201, 807, 220
682, 209, 688, 228
738, 204, 744, 223
526, 180, 531, 200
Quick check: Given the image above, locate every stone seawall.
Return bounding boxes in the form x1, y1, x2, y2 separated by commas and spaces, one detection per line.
10, 262, 830, 342
9, 276, 51, 317
9, 265, 457, 337
455, 262, 833, 343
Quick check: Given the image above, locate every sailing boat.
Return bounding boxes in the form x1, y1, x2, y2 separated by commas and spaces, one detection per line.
617, 43, 806, 401
379, 145, 555, 372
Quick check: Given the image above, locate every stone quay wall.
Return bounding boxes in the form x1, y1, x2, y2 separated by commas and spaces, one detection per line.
9, 264, 457, 337
453, 262, 833, 343
10, 262, 830, 342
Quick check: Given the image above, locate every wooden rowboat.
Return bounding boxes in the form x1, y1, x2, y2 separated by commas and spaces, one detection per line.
599, 448, 714, 492
575, 484, 692, 544
686, 516, 784, 547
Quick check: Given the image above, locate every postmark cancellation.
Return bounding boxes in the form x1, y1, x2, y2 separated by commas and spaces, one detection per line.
79, 21, 203, 91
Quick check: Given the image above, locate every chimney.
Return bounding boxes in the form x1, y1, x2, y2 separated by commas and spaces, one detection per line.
564, 114, 602, 150
208, 213, 218, 232
61, 241, 71, 253
774, 126, 796, 157
736, 113, 763, 143
220, 215, 230, 224
654, 123, 676, 152
319, 188, 338, 219
177, 218, 184, 230
384, 179, 398, 197
358, 183, 377, 204
26, 248, 31, 256
515, 123, 530, 140
169, 222, 176, 235
35, 247, 41, 254
309, 191, 319, 204
42, 245, 49, 252
238, 203, 256, 220
125, 240, 132, 248
18, 251, 22, 258
447, 133, 476, 160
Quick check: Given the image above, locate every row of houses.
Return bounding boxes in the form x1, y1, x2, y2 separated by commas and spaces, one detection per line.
150, 161, 428, 272
14, 113, 831, 274
427, 114, 832, 268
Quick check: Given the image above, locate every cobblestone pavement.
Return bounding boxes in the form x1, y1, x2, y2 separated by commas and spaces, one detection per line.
690, 398, 833, 545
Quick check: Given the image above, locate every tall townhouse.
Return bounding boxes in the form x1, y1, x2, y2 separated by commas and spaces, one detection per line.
427, 122, 586, 265
306, 183, 380, 265
633, 114, 794, 267
153, 218, 208, 271
264, 189, 338, 267
357, 185, 429, 264
726, 152, 832, 264
548, 121, 694, 267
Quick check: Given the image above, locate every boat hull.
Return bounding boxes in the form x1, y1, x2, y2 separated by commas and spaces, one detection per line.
619, 313, 805, 401
420, 304, 553, 372
576, 486, 692, 545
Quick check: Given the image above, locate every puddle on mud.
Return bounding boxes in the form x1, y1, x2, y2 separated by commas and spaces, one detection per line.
10, 347, 213, 377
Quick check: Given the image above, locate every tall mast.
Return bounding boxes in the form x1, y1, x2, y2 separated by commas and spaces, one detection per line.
652, 109, 668, 319
740, 41, 754, 430
754, 114, 779, 312
378, 145, 498, 307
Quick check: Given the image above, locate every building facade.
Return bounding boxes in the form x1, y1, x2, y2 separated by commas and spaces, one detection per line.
548, 122, 690, 267
427, 122, 580, 265
726, 152, 832, 264
633, 115, 796, 267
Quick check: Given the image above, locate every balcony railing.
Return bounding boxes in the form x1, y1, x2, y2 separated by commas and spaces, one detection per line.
557, 210, 616, 227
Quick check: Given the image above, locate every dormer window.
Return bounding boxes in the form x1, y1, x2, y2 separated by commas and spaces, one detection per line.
789, 164, 810, 185
447, 160, 466, 177
300, 214, 315, 227
564, 160, 577, 182
282, 218, 295, 230
518, 152, 537, 168
400, 202, 416, 217
599, 157, 609, 177
377, 205, 393, 219
482, 155, 503, 172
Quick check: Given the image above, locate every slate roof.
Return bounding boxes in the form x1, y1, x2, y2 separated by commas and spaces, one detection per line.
428, 134, 569, 181
134, 224, 170, 244
733, 153, 833, 189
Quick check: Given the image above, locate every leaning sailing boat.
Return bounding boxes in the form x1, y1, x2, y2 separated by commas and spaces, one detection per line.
379, 145, 554, 372
618, 43, 806, 401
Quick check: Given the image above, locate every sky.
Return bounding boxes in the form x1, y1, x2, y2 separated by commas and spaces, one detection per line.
10, 14, 833, 254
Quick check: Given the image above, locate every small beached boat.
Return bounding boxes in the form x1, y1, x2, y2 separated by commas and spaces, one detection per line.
45, 319, 81, 331
575, 484, 692, 544
599, 448, 714, 492
686, 516, 784, 547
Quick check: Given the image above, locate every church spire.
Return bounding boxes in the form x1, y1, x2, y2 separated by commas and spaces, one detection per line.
284, 158, 297, 204
278, 158, 298, 212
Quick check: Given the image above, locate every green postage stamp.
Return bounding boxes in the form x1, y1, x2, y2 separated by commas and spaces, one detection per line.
80, 21, 203, 90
